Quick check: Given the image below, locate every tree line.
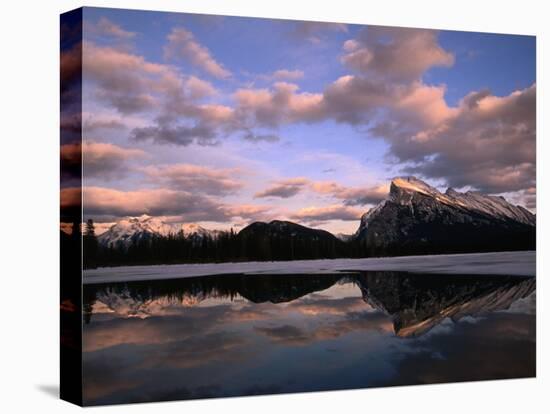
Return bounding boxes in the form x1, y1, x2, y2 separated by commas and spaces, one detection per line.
79, 220, 369, 269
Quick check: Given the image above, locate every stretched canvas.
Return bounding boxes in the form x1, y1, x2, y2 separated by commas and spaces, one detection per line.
60, 6, 536, 406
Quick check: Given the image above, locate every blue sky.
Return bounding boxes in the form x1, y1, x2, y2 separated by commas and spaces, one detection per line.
70, 7, 536, 234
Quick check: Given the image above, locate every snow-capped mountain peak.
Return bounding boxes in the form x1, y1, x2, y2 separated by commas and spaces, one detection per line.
98, 215, 222, 248
180, 223, 223, 239
444, 188, 535, 225
388, 176, 534, 225
391, 176, 440, 198
353, 176, 535, 250
390, 176, 457, 207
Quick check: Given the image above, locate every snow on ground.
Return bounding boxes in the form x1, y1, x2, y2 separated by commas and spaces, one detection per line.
83, 251, 535, 284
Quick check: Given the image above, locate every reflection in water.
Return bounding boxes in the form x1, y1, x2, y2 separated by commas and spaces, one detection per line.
83, 271, 535, 405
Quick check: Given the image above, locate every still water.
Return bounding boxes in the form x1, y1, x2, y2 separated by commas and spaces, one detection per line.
82, 271, 535, 405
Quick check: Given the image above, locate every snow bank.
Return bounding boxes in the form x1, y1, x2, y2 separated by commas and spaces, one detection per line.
83, 251, 535, 284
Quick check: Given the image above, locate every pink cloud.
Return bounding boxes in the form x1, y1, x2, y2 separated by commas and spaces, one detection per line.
289, 21, 348, 44
141, 163, 243, 195
341, 27, 454, 81
83, 41, 234, 145
254, 177, 310, 198
86, 17, 136, 39
311, 181, 389, 205
234, 82, 324, 127
255, 177, 388, 206
395, 82, 457, 128
270, 69, 305, 81
291, 204, 363, 222
164, 27, 231, 79
399, 84, 536, 194
223, 204, 272, 219
84, 42, 186, 94
74, 186, 272, 223
62, 141, 146, 179
184, 76, 217, 99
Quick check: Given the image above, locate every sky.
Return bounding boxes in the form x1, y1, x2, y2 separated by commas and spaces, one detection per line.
62, 7, 536, 235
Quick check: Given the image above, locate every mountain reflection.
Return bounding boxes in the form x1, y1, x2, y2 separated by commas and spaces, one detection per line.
84, 271, 535, 338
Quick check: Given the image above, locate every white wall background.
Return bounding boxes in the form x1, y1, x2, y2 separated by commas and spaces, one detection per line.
0, 0, 547, 412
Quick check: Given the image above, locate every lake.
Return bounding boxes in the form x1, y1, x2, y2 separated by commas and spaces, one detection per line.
82, 271, 536, 405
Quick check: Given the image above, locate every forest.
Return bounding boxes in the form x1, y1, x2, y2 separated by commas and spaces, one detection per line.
75, 219, 368, 269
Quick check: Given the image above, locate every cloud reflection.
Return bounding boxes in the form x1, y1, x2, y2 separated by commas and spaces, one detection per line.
83, 272, 535, 405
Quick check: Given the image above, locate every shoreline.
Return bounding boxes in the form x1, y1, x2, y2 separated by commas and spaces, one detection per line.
83, 250, 536, 284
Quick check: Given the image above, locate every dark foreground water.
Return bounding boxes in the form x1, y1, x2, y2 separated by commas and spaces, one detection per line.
82, 271, 536, 405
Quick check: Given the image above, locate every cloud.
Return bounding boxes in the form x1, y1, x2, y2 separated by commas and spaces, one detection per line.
141, 164, 243, 195
83, 41, 238, 148
164, 27, 231, 79
79, 187, 226, 220
61, 141, 145, 180
83, 42, 181, 95
234, 82, 324, 127
184, 76, 217, 99
254, 177, 310, 198
81, 25, 534, 203
223, 204, 273, 220
232, 76, 452, 128
229, 28, 454, 132
82, 113, 127, 131
255, 177, 388, 206
131, 123, 217, 146
311, 181, 389, 205
518, 187, 536, 210
291, 204, 363, 222
242, 132, 280, 143
393, 81, 457, 128
83, 41, 180, 114
341, 27, 454, 81
95, 90, 157, 114
289, 21, 348, 44
268, 69, 305, 81
230, 24, 534, 199
86, 17, 136, 40
83, 41, 238, 147
396, 84, 536, 194
66, 186, 272, 223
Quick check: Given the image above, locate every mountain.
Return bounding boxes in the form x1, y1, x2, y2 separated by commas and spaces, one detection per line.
353, 176, 535, 256
97, 214, 222, 249
237, 220, 346, 261
335, 233, 353, 242
91, 177, 535, 263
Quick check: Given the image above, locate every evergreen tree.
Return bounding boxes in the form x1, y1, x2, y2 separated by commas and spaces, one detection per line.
83, 219, 99, 269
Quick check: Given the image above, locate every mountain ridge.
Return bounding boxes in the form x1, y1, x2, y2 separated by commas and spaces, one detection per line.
98, 214, 223, 249
94, 176, 535, 260
354, 176, 535, 255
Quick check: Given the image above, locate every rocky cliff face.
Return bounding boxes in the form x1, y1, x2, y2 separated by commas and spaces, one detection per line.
354, 177, 535, 256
